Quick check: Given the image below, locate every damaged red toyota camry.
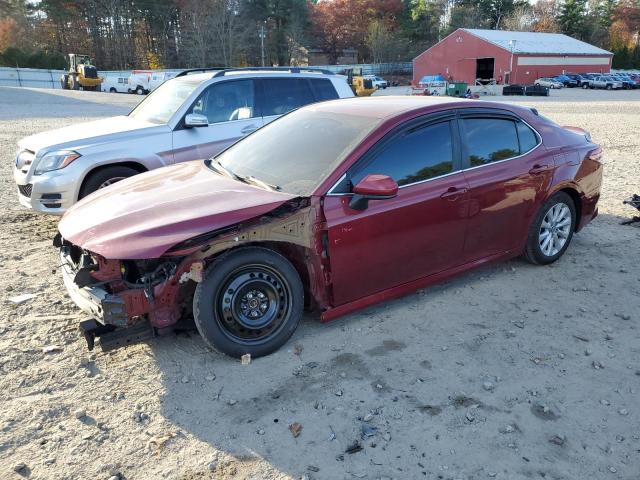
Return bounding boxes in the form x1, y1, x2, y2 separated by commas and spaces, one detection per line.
56, 96, 602, 357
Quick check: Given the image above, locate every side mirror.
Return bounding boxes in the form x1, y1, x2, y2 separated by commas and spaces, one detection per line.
349, 174, 398, 211
184, 113, 209, 128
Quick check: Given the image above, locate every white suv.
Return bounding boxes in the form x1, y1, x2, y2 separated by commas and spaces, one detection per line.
13, 68, 354, 214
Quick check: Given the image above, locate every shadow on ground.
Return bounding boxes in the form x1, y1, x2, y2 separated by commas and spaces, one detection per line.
148, 213, 640, 479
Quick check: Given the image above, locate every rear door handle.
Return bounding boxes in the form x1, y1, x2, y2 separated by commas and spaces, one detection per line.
241, 124, 258, 134
440, 187, 468, 201
529, 164, 551, 174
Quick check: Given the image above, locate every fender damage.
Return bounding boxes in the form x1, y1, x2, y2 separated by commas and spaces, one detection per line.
56, 196, 331, 350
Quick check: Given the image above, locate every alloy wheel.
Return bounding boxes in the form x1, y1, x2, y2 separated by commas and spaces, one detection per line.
538, 202, 572, 257
98, 177, 127, 189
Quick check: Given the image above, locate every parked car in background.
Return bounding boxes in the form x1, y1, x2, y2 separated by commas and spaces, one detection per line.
590, 75, 623, 90
610, 73, 636, 89
364, 75, 389, 89
534, 77, 564, 89
553, 74, 578, 87
101, 76, 129, 93
13, 68, 354, 214
56, 96, 603, 357
565, 73, 589, 88
627, 73, 640, 87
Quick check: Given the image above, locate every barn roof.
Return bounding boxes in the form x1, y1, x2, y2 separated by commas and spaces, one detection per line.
463, 29, 612, 56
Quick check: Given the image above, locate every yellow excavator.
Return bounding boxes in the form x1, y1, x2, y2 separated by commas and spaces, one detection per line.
343, 67, 376, 97
60, 54, 104, 91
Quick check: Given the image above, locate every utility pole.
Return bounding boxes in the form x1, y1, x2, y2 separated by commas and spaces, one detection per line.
508, 39, 517, 85
259, 24, 266, 67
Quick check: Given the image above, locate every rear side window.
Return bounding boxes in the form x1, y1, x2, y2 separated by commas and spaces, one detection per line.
462, 118, 519, 167
261, 78, 315, 116
190, 79, 256, 124
351, 121, 454, 187
517, 121, 539, 152
309, 78, 339, 101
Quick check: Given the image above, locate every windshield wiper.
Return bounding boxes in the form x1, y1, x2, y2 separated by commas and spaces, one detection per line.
207, 159, 280, 191
239, 175, 281, 192
208, 159, 243, 182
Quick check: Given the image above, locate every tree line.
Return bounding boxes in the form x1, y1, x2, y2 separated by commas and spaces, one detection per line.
1, 0, 639, 71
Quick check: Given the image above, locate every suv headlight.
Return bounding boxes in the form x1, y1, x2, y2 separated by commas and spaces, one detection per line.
34, 150, 81, 175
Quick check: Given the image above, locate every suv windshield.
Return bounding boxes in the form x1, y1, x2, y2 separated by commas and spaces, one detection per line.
211, 107, 380, 196
129, 78, 201, 124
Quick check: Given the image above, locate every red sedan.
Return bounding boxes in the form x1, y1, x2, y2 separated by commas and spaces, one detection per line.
56, 97, 603, 357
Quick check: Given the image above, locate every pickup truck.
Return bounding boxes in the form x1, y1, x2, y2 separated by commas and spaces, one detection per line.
590, 75, 623, 90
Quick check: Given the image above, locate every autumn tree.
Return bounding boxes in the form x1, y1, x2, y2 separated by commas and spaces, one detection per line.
310, 0, 403, 63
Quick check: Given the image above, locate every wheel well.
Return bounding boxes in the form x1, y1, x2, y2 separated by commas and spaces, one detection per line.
205, 242, 314, 310
79, 162, 148, 198
559, 187, 582, 230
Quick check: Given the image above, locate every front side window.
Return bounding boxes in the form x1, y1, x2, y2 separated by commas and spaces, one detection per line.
351, 121, 454, 187
462, 118, 520, 167
261, 78, 315, 116
189, 80, 256, 124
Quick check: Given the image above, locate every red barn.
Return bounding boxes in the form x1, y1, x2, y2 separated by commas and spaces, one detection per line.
413, 28, 613, 85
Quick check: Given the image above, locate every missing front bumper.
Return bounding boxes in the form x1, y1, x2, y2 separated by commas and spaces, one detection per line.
79, 319, 155, 352
60, 251, 129, 327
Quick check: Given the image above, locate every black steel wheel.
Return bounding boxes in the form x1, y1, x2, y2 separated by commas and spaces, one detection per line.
194, 247, 303, 358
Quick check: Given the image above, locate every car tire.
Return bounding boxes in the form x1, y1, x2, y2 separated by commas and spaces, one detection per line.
79, 165, 139, 199
582, 83, 589, 89
606, 84, 612, 90
193, 247, 304, 358
523, 192, 576, 265
136, 86, 145, 95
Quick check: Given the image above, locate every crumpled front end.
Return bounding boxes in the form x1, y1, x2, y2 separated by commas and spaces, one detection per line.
55, 197, 330, 352
56, 233, 204, 349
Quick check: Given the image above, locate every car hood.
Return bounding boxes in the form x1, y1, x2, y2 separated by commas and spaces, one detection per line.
19, 116, 163, 154
58, 161, 296, 259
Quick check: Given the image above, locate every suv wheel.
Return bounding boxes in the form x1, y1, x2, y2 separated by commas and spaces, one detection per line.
79, 166, 139, 199
524, 192, 576, 265
136, 86, 145, 95
194, 247, 304, 358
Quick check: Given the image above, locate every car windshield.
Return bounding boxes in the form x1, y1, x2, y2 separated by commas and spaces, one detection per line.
129, 78, 200, 124
210, 107, 381, 196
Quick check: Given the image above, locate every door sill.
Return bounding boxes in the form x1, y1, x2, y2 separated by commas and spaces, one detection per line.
320, 249, 518, 322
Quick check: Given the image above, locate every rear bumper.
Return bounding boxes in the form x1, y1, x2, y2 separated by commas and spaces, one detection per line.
60, 251, 129, 326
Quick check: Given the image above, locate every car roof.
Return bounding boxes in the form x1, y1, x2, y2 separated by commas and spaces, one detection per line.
172, 70, 343, 85
302, 96, 484, 120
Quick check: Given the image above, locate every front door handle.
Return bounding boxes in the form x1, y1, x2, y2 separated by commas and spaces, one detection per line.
529, 164, 550, 175
440, 187, 468, 201
241, 124, 258, 134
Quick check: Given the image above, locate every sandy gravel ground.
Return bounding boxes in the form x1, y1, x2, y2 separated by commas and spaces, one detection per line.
0, 87, 639, 480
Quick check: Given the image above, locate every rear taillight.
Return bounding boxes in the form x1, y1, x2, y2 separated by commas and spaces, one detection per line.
588, 146, 603, 163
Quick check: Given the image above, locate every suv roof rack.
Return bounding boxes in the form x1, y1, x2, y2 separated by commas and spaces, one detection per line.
175, 68, 223, 77
176, 66, 335, 78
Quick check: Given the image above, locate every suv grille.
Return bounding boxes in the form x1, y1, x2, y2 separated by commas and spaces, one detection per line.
18, 184, 33, 197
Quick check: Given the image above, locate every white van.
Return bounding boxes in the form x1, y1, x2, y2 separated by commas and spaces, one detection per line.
101, 76, 129, 93
148, 71, 178, 92
127, 71, 152, 95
